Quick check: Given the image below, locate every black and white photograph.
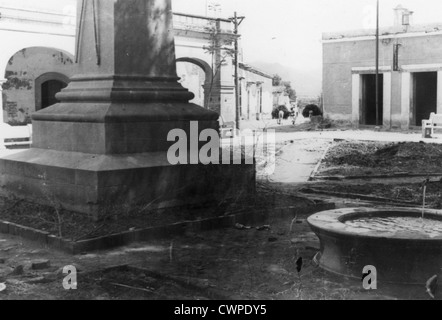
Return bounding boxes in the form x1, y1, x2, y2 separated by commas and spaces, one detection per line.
0, 0, 441, 305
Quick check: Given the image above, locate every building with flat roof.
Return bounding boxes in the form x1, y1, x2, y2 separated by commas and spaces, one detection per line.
323, 5, 442, 129
239, 63, 274, 120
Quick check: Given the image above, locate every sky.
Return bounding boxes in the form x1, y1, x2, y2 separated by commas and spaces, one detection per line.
173, 0, 442, 96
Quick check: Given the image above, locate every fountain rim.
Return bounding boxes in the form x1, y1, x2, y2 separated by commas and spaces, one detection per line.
307, 207, 442, 241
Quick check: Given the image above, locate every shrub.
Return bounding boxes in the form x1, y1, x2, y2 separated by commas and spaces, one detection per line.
272, 105, 291, 119
302, 104, 323, 118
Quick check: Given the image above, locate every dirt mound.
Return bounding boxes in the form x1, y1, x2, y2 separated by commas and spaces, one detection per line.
323, 141, 381, 167
395, 142, 442, 159
374, 144, 400, 157
321, 141, 442, 176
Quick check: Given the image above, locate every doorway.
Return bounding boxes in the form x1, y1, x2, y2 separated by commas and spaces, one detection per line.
412, 72, 437, 126
361, 74, 383, 125
41, 80, 67, 110
35, 73, 70, 111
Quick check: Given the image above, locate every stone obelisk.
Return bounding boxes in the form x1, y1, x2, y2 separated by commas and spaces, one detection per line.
0, 0, 254, 219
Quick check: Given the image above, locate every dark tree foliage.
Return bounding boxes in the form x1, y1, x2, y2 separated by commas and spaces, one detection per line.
273, 74, 282, 86
272, 105, 291, 119
302, 104, 323, 118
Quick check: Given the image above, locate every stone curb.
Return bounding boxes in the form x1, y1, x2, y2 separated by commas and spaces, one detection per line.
308, 142, 334, 182
0, 202, 334, 255
300, 188, 420, 206
312, 173, 442, 181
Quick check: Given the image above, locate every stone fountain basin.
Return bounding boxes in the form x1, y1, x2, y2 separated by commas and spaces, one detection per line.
308, 207, 442, 284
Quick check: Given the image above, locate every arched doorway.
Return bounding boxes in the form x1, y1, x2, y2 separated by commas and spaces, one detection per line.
176, 57, 213, 108
35, 73, 70, 111
41, 79, 67, 110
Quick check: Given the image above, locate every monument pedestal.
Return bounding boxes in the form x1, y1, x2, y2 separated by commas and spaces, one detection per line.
0, 148, 254, 220
0, 0, 255, 220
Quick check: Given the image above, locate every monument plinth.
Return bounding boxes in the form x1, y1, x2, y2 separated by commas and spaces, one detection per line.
0, 0, 255, 219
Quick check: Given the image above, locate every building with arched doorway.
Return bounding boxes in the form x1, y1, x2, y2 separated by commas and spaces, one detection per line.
0, 2, 239, 127
4, 47, 74, 124
0, 1, 276, 144
0, 2, 76, 130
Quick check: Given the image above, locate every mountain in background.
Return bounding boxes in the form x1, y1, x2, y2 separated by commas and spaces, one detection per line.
249, 61, 322, 99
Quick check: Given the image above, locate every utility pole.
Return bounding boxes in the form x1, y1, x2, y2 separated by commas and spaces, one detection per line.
375, 0, 380, 126
230, 12, 245, 131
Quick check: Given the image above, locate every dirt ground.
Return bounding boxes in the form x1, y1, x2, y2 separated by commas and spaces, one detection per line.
311, 140, 442, 209
0, 205, 433, 301
0, 193, 281, 242
0, 129, 441, 300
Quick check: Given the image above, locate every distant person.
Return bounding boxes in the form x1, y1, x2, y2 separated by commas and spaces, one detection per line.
290, 107, 299, 125
294, 105, 299, 118
278, 110, 284, 125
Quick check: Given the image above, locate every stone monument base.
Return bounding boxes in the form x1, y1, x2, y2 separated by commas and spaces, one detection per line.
0, 148, 255, 220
